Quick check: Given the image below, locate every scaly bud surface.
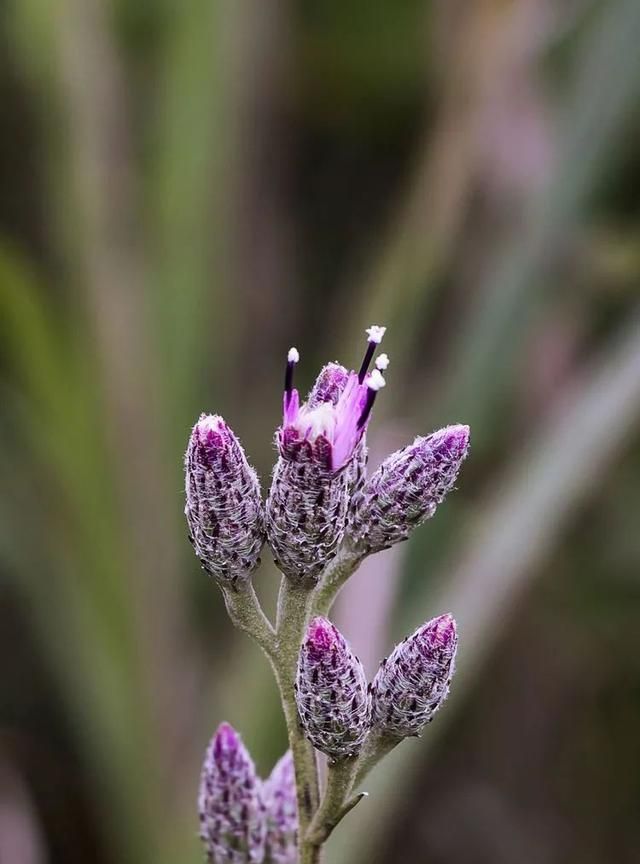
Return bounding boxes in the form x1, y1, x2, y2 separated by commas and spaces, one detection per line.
295, 617, 370, 759
185, 414, 265, 585
263, 751, 298, 864
370, 614, 457, 738
307, 362, 350, 409
351, 424, 469, 553
266, 329, 387, 582
199, 723, 266, 864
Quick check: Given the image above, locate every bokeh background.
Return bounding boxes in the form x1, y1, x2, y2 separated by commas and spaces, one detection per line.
1, 1, 640, 862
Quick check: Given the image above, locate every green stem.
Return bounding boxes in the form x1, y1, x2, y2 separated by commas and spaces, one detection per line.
353, 729, 401, 788
275, 579, 321, 852
221, 582, 277, 658
312, 542, 365, 617
306, 757, 362, 846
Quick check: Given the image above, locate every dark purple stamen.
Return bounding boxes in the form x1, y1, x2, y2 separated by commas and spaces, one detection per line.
358, 340, 377, 384
285, 361, 295, 401
357, 386, 378, 429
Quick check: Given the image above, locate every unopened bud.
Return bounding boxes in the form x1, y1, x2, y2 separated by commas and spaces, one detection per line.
370, 614, 457, 738
198, 723, 266, 863
295, 617, 369, 760
263, 751, 297, 864
185, 414, 265, 585
351, 424, 469, 552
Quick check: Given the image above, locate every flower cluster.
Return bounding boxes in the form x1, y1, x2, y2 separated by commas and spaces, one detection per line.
199, 724, 297, 864
186, 323, 471, 860
185, 324, 469, 589
294, 613, 458, 760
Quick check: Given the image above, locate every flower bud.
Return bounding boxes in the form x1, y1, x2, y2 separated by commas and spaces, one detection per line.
185, 414, 265, 585
295, 617, 370, 760
266, 330, 387, 583
198, 723, 266, 863
350, 424, 469, 553
263, 751, 297, 864
306, 362, 350, 409
370, 613, 457, 738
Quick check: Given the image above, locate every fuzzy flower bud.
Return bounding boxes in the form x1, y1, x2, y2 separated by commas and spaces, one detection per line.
370, 613, 457, 738
185, 414, 265, 585
295, 617, 370, 760
198, 723, 266, 864
351, 424, 469, 553
266, 329, 387, 583
263, 751, 297, 864
307, 362, 350, 409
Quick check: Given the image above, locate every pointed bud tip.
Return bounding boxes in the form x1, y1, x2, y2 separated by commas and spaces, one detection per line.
436, 424, 470, 455
419, 613, 457, 650
191, 415, 232, 466
307, 616, 337, 654
212, 721, 240, 754
195, 413, 226, 438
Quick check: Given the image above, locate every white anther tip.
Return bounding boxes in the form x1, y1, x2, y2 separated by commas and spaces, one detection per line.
287, 347, 300, 364
366, 325, 386, 344
375, 353, 389, 371
368, 369, 386, 391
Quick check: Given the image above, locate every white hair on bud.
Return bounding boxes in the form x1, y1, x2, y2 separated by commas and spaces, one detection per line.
287, 347, 300, 364
365, 325, 386, 344
375, 353, 389, 371
197, 413, 224, 433
368, 369, 386, 391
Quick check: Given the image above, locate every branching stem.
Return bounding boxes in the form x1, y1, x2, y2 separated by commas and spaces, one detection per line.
312, 542, 365, 617
223, 552, 383, 863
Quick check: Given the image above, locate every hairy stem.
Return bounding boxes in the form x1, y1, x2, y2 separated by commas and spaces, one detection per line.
306, 757, 362, 846
275, 579, 321, 854
221, 582, 277, 657
353, 729, 401, 788
312, 542, 365, 617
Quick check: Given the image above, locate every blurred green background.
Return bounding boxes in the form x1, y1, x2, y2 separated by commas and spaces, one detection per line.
1, 1, 640, 862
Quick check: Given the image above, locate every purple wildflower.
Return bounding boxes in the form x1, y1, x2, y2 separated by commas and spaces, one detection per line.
185, 414, 265, 585
350, 424, 469, 553
263, 751, 297, 864
266, 327, 387, 583
198, 723, 266, 864
370, 613, 458, 738
295, 617, 370, 760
